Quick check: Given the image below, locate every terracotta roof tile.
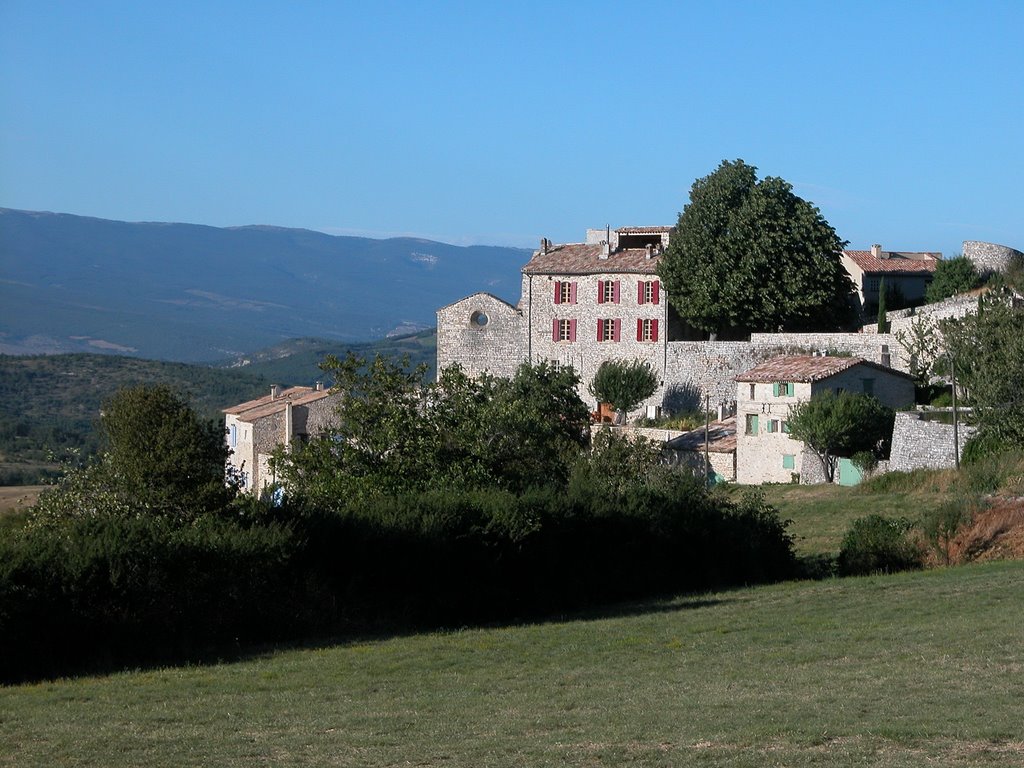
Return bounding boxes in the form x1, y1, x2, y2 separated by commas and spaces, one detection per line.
224, 387, 335, 420
735, 355, 913, 383
844, 250, 940, 274
665, 416, 737, 453
523, 243, 661, 275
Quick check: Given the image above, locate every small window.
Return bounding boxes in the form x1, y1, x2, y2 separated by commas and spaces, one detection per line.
867, 277, 880, 292
599, 318, 615, 342
560, 282, 574, 304
862, 378, 875, 395
782, 454, 795, 470
229, 424, 237, 448
558, 319, 573, 342
602, 281, 616, 304
766, 419, 779, 433
773, 382, 792, 397
745, 414, 759, 435
469, 310, 489, 328
749, 383, 756, 400
637, 318, 658, 342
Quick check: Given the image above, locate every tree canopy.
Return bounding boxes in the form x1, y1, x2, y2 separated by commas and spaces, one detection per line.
786, 391, 896, 483
658, 159, 855, 339
588, 358, 659, 416
937, 289, 1024, 455
276, 355, 591, 504
925, 255, 982, 304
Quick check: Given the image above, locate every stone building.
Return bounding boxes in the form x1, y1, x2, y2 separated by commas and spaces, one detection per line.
841, 245, 940, 317
438, 228, 914, 419
223, 384, 340, 493
734, 355, 915, 485
438, 226, 675, 417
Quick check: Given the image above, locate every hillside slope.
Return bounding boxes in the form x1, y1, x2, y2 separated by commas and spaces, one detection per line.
0, 208, 527, 361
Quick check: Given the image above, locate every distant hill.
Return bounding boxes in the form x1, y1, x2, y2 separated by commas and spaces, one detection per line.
0, 208, 527, 362
0, 329, 438, 484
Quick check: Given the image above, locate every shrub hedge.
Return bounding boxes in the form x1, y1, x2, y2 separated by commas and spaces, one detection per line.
1, 480, 796, 682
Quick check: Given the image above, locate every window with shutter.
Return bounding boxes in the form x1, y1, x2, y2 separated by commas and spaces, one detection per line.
554, 281, 562, 304
612, 280, 620, 304
597, 280, 605, 304
745, 414, 759, 435
612, 318, 620, 341
652, 280, 660, 305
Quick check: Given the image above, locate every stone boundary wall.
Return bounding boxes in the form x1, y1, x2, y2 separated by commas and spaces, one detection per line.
963, 240, 1023, 276
889, 411, 976, 472
661, 333, 908, 413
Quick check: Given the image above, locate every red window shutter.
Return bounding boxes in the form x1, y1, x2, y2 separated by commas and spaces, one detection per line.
636, 318, 643, 341
613, 280, 620, 304
597, 319, 603, 341
637, 281, 645, 304
554, 281, 561, 304
651, 319, 659, 341
569, 319, 577, 341
613, 318, 621, 341
652, 280, 660, 304
552, 319, 559, 341
597, 280, 604, 304
570, 281, 577, 304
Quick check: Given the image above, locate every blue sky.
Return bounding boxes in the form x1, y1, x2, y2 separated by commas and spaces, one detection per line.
2, 1, 1021, 255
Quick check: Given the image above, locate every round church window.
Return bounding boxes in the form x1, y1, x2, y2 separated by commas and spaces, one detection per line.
470, 310, 489, 328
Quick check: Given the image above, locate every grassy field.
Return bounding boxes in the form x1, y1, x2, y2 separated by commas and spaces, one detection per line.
3, 560, 1022, 767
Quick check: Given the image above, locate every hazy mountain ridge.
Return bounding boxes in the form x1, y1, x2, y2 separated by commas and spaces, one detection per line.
0, 208, 528, 361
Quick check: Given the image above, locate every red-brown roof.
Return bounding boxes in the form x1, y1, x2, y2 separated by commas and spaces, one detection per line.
735, 355, 913, 383
665, 416, 737, 453
843, 250, 940, 274
224, 387, 335, 420
523, 243, 661, 275
616, 226, 672, 234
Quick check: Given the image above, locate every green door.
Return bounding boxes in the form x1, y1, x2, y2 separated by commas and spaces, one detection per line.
838, 457, 863, 486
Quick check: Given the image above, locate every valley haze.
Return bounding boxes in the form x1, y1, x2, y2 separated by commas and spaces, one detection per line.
0, 208, 528, 362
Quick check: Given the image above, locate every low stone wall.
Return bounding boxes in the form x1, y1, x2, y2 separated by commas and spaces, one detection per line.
889, 411, 977, 472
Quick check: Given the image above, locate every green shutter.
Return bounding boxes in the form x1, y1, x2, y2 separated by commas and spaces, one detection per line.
782, 454, 795, 470
773, 382, 780, 397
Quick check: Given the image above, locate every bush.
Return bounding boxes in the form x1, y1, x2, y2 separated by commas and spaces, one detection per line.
837, 515, 923, 576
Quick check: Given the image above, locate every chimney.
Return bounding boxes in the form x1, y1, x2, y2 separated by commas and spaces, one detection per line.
871, 244, 885, 259
315, 381, 324, 392
600, 240, 610, 259
270, 384, 281, 400
645, 243, 653, 260
540, 237, 549, 255
881, 344, 891, 368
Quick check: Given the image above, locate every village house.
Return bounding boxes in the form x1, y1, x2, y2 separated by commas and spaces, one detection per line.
438, 226, 678, 417
841, 245, 940, 317
223, 384, 340, 494
734, 355, 915, 485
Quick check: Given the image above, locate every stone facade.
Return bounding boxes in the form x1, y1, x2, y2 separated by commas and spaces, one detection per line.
734, 356, 916, 485
889, 411, 976, 472
963, 240, 1023, 276
224, 385, 341, 493
437, 228, 919, 421
436, 292, 525, 379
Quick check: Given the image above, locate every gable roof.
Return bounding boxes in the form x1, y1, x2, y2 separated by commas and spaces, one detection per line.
843, 250, 940, 275
664, 416, 737, 454
735, 355, 913, 383
224, 386, 335, 421
523, 243, 661, 275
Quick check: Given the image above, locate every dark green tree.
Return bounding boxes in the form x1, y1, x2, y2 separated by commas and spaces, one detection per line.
658, 159, 854, 339
926, 255, 982, 304
938, 290, 1024, 455
786, 391, 896, 483
876, 277, 889, 333
99, 385, 234, 514
588, 358, 659, 418
276, 355, 590, 504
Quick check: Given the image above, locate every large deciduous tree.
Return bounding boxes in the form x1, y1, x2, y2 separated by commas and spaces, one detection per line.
786, 391, 896, 483
658, 159, 855, 339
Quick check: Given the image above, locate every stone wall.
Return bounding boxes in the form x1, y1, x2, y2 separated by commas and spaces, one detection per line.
437, 293, 526, 379
963, 240, 1023, 276
889, 411, 976, 472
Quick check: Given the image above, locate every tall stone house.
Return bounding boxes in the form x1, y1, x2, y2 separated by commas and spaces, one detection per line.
223, 384, 340, 494
734, 355, 915, 485
841, 245, 940, 317
438, 226, 677, 416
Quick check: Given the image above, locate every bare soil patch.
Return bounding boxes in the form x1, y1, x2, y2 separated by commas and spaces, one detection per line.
952, 496, 1024, 563
0, 485, 44, 514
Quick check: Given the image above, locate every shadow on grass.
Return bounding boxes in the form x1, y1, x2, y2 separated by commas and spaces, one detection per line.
5, 592, 734, 686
